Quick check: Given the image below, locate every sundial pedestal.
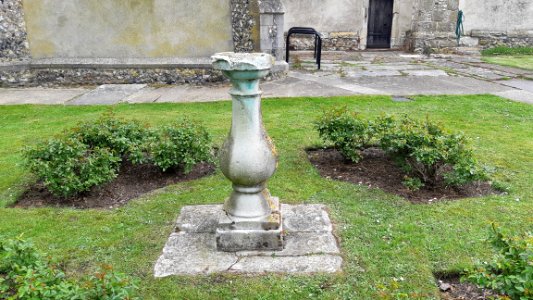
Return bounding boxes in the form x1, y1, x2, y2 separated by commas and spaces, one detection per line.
153, 53, 342, 277
212, 52, 284, 252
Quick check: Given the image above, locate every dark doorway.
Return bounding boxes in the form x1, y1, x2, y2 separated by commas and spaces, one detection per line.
367, 0, 394, 48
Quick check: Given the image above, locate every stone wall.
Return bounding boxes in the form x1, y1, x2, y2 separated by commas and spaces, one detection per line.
471, 31, 533, 49
0, 66, 224, 87
0, 0, 29, 61
288, 33, 360, 52
231, 0, 259, 52
258, 0, 285, 60
409, 0, 459, 52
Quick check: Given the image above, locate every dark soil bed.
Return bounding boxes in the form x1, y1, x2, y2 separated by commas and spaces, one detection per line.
437, 275, 501, 300
14, 162, 215, 209
307, 148, 498, 203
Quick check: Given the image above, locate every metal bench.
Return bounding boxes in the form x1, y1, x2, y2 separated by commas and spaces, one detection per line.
286, 27, 322, 70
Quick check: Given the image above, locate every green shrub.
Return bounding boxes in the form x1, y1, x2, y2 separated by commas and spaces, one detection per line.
402, 176, 424, 191
380, 116, 486, 187
315, 107, 377, 163
24, 136, 120, 197
0, 236, 138, 300
150, 120, 213, 172
463, 224, 533, 299
315, 108, 486, 188
71, 116, 151, 165
481, 46, 533, 56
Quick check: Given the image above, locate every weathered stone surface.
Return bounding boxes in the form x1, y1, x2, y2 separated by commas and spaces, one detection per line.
281, 204, 333, 233
498, 79, 533, 93
216, 199, 284, 252
125, 85, 232, 103
68, 84, 146, 105
348, 75, 513, 95
229, 255, 343, 273
154, 233, 238, 277
216, 227, 284, 252
456, 66, 515, 81
236, 232, 339, 257
403, 69, 448, 76
154, 204, 342, 276
0, 88, 88, 105
175, 205, 221, 233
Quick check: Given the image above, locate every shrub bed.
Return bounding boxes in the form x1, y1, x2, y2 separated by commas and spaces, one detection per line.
24, 116, 214, 199
315, 107, 488, 191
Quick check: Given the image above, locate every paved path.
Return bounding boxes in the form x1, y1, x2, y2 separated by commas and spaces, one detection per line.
1, 51, 532, 105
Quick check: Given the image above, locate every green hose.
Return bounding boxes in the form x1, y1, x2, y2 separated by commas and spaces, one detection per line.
455, 10, 464, 46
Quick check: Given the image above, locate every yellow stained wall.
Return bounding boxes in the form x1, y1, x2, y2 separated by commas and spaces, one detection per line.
23, 0, 233, 58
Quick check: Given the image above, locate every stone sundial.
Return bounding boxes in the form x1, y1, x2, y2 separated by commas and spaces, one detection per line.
154, 53, 342, 276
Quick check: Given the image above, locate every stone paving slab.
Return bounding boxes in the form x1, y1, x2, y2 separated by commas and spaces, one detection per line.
350, 70, 403, 77
154, 204, 342, 276
68, 84, 147, 105
125, 85, 231, 103
497, 79, 533, 93
0, 88, 88, 105
403, 69, 448, 77
347, 76, 513, 96
262, 76, 356, 98
288, 72, 383, 95
455, 66, 515, 81
492, 90, 533, 105
465, 62, 533, 77
360, 64, 432, 71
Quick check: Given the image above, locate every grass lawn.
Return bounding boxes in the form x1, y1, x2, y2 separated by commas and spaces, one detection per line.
481, 46, 533, 71
1, 95, 532, 299
482, 56, 533, 71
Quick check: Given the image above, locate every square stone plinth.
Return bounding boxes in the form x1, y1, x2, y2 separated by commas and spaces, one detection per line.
154, 204, 342, 276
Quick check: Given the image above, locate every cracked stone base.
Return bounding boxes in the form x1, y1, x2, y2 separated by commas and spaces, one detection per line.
154, 204, 342, 276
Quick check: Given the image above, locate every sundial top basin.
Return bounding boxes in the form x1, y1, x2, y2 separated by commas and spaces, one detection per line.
212, 52, 273, 80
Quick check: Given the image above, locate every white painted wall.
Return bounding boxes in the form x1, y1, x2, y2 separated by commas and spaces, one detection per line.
459, 0, 533, 33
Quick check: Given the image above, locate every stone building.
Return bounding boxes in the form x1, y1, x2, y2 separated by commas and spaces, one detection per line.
1, 0, 532, 86
284, 0, 533, 51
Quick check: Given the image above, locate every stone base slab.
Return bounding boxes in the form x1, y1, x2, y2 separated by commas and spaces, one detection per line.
154, 204, 342, 276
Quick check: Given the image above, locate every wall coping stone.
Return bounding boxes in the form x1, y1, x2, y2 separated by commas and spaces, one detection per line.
0, 57, 214, 71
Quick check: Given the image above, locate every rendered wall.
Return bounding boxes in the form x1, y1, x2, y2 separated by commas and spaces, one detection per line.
459, 0, 533, 33
22, 0, 234, 58
281, 0, 415, 49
